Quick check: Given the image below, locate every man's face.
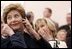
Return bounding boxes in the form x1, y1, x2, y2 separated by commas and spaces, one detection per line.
66, 13, 71, 25
43, 9, 52, 18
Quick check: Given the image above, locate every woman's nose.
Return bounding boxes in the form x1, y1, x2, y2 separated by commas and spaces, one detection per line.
11, 17, 16, 21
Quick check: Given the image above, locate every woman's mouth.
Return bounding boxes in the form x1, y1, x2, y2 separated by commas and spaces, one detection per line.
10, 22, 20, 26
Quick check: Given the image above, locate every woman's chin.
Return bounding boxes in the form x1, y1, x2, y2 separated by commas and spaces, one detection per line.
11, 26, 20, 30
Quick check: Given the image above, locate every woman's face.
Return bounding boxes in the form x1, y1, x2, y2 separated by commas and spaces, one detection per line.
37, 20, 47, 31
7, 10, 23, 30
57, 30, 67, 41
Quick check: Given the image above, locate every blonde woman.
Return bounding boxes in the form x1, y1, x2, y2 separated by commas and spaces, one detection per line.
35, 18, 56, 42
55, 29, 67, 48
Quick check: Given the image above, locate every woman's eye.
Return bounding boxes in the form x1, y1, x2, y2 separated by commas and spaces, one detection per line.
15, 14, 19, 18
7, 16, 12, 20
41, 25, 44, 27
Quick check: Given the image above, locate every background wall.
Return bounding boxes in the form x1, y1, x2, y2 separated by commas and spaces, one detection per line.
1, 1, 71, 26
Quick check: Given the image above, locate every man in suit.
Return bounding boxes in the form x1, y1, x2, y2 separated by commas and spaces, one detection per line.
43, 8, 58, 36
59, 13, 71, 48
41, 8, 59, 48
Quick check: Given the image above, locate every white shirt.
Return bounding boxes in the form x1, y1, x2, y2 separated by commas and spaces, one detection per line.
57, 41, 67, 48
56, 39, 67, 48
48, 39, 68, 48
49, 40, 57, 48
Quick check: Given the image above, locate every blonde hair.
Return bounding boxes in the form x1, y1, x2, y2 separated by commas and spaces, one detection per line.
3, 3, 26, 23
35, 18, 47, 32
35, 18, 57, 38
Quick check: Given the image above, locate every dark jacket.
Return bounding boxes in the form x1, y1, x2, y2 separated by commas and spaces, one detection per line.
1, 31, 52, 48
23, 33, 52, 48
1, 32, 27, 48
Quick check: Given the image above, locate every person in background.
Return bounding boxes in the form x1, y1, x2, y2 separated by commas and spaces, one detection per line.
26, 11, 34, 28
55, 29, 67, 48
43, 8, 59, 32
59, 13, 71, 48
56, 29, 67, 41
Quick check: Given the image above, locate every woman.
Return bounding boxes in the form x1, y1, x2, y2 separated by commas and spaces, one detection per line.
1, 4, 51, 48
55, 29, 67, 48
1, 4, 28, 48
35, 18, 57, 48
35, 18, 55, 41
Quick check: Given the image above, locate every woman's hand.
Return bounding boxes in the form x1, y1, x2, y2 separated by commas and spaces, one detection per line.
22, 18, 32, 30
38, 26, 53, 41
1, 24, 15, 37
23, 18, 41, 40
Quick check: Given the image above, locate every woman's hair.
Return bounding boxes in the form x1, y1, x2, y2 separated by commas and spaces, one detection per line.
1, 16, 4, 24
35, 18, 57, 38
1, 20, 3, 24
35, 18, 47, 32
3, 4, 26, 23
57, 29, 67, 35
